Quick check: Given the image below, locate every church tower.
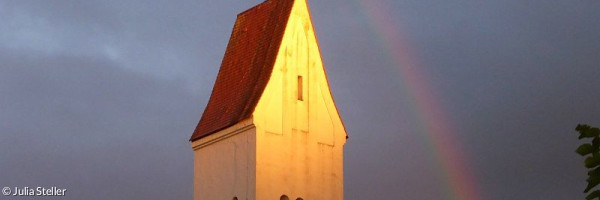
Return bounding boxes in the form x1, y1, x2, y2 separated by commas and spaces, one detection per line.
190, 0, 347, 199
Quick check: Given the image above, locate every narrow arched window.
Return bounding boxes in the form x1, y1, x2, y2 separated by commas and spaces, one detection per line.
297, 76, 304, 101
280, 195, 289, 200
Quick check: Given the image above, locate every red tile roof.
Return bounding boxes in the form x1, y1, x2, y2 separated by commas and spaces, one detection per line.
190, 0, 295, 141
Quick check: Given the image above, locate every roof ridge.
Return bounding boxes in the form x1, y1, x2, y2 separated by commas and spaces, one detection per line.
238, 0, 292, 119
190, 0, 295, 141
237, 0, 289, 17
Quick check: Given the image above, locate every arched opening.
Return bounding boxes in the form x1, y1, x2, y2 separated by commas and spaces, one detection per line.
296, 198, 303, 200
280, 195, 289, 200
232, 197, 238, 200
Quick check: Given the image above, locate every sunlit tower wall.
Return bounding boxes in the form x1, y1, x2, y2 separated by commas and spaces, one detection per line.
190, 0, 347, 199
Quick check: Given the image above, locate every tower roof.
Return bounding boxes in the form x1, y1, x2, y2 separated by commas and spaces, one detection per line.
190, 0, 295, 141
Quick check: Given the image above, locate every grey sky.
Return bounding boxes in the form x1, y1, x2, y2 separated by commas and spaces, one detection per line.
0, 0, 599, 199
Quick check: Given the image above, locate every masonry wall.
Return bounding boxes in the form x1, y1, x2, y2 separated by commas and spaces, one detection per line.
252, 0, 347, 199
191, 119, 256, 200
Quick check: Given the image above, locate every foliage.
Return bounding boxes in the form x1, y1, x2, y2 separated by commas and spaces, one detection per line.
576, 124, 600, 200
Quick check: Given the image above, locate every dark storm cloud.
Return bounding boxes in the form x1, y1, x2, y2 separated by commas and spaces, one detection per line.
0, 47, 198, 199
1, 0, 599, 200
310, 0, 600, 199
0, 0, 261, 83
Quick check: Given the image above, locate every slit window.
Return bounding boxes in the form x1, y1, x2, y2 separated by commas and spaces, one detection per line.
297, 76, 303, 101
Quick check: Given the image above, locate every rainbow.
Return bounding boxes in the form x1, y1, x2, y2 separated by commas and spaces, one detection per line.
352, 0, 481, 199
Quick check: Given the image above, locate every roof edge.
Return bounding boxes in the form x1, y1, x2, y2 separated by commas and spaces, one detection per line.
190, 0, 295, 142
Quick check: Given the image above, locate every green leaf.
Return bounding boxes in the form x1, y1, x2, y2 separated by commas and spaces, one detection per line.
578, 124, 600, 139
589, 167, 600, 177
585, 155, 600, 168
586, 190, 600, 200
577, 124, 600, 197
594, 138, 600, 153
579, 124, 591, 139
578, 124, 591, 131
593, 127, 600, 138
579, 144, 595, 156
586, 175, 600, 193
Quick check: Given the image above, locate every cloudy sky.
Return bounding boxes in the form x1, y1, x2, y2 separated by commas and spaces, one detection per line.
1, 0, 599, 199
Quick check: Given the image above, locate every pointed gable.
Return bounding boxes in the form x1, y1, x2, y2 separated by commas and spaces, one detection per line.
190, 0, 295, 141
